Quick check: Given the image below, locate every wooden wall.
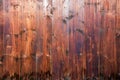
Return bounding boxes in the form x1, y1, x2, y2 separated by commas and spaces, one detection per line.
0, 0, 120, 79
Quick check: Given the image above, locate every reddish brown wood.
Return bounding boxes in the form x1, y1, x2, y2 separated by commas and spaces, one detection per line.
0, 0, 120, 79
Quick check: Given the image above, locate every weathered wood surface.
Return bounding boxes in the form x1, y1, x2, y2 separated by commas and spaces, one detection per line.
0, 0, 120, 80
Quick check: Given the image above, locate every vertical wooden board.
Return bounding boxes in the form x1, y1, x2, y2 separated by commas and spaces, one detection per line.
84, 0, 92, 77
100, 0, 117, 76
61, 0, 70, 79
116, 0, 120, 74
51, 0, 70, 79
3, 0, 18, 76
74, 0, 86, 79
2, 0, 20, 79
51, 0, 64, 79
0, 0, 3, 57
2, 0, 22, 79
0, 0, 3, 77
35, 0, 44, 79
68, 0, 85, 79
36, 0, 52, 79
88, 0, 100, 77
68, 0, 76, 79
20, 0, 37, 78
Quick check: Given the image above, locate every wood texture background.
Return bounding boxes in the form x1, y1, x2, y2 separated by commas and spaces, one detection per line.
0, 0, 120, 80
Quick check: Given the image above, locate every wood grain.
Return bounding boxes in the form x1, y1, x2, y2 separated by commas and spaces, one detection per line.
0, 0, 120, 79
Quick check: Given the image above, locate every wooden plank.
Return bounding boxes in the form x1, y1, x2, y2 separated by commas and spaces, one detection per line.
0, 0, 3, 78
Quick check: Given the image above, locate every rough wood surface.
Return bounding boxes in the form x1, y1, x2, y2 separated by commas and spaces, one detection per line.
0, 0, 120, 80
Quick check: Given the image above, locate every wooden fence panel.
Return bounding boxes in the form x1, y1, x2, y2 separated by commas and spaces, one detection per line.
0, 0, 119, 80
